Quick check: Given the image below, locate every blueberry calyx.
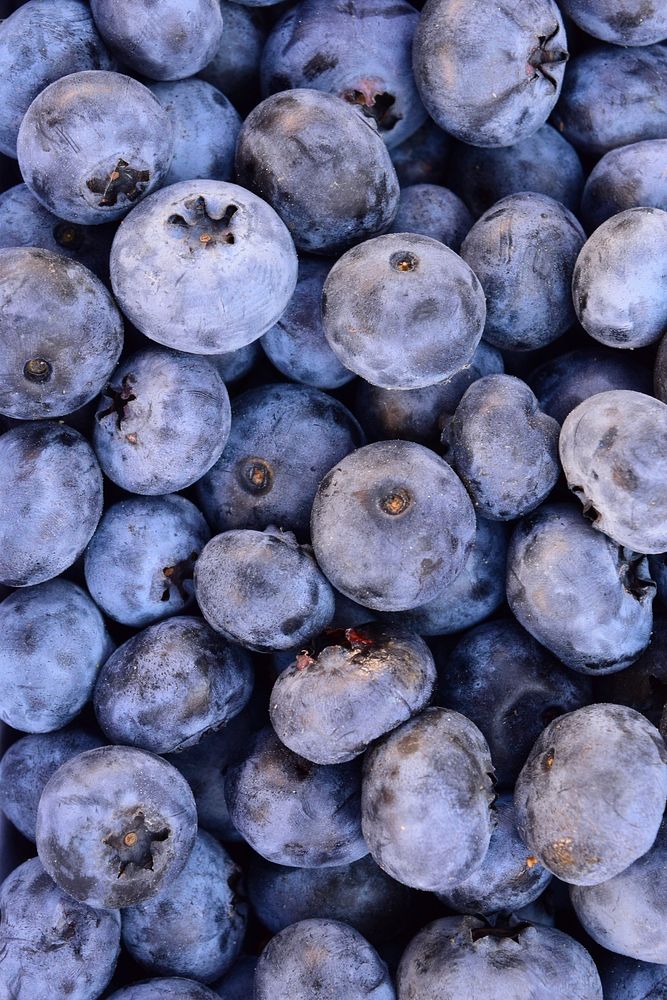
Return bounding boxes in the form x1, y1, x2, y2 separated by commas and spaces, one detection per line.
53, 221, 85, 251
23, 357, 52, 384
86, 159, 151, 208
470, 922, 531, 943
390, 251, 418, 272
161, 549, 198, 602
527, 25, 569, 89
342, 85, 400, 131
103, 810, 170, 878
239, 458, 273, 494
380, 487, 412, 515
168, 197, 238, 247
97, 374, 137, 430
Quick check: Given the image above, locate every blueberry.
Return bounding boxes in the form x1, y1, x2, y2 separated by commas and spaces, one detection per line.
254, 919, 395, 1000
212, 956, 258, 1000
197, 383, 363, 539
388, 183, 472, 252
93, 347, 231, 495
581, 140, 667, 233
362, 707, 495, 891
0, 856, 120, 1000
209, 341, 262, 385
36, 745, 198, 908
225, 727, 368, 867
195, 528, 335, 652
94, 616, 253, 754
572, 208, 667, 349
389, 118, 450, 188
0, 247, 123, 420
270, 622, 436, 764
560, 390, 667, 554
507, 503, 655, 673
322, 232, 485, 389
199, 1, 266, 115
0, 0, 116, 158
260, 0, 426, 148
17, 71, 174, 224
413, 0, 568, 148
595, 613, 667, 727
599, 955, 667, 1000
514, 703, 667, 885
110, 180, 298, 354
108, 981, 220, 1000
558, 0, 667, 46
122, 830, 246, 983
460, 193, 585, 351
89, 0, 223, 81
235, 89, 400, 255
311, 440, 476, 611
0, 422, 103, 587
261, 259, 355, 390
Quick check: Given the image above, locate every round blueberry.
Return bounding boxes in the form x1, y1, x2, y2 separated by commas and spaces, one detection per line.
558, 0, 667, 46
581, 140, 667, 233
107, 981, 220, 1000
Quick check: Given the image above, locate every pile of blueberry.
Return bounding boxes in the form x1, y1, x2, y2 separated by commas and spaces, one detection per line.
0, 0, 666, 996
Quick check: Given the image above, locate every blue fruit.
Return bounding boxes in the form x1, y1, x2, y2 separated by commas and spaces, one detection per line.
209, 341, 262, 385
581, 140, 667, 233
389, 118, 450, 188
558, 0, 667, 46
108, 982, 220, 1000
595, 612, 667, 726
199, 2, 266, 115
388, 183, 472, 252
212, 957, 258, 1000
599, 956, 667, 1000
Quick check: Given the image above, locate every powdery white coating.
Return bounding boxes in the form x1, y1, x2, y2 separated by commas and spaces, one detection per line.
254, 919, 395, 1000
0, 581, 112, 734
93, 616, 253, 754
322, 232, 485, 389
560, 390, 667, 554
581, 141, 667, 233
397, 916, 602, 1000
506, 503, 654, 673
225, 727, 368, 867
514, 704, 667, 885
0, 857, 121, 1000
558, 0, 667, 46
361, 707, 495, 891
572, 208, 667, 348
0, 422, 103, 588
17, 71, 173, 224
388, 184, 473, 251
108, 981, 219, 1000
110, 180, 298, 353
413, 0, 568, 148
36, 746, 198, 908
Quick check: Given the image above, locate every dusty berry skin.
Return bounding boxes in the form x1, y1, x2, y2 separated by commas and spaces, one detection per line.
108, 981, 220, 1000
0, 422, 103, 588
122, 830, 246, 984
354, 341, 504, 447
559, 0, 667, 45
389, 118, 450, 188
90, 0, 223, 81
110, 180, 298, 354
441, 375, 560, 521
247, 853, 417, 944
261, 0, 426, 149
452, 124, 584, 218
560, 391, 667, 554
599, 957, 667, 1000
235, 89, 400, 255
0, 184, 116, 282
225, 727, 368, 867
148, 80, 241, 186
17, 71, 173, 225
36, 745, 198, 909
261, 259, 355, 390
255, 919, 395, 1000
311, 440, 476, 611
437, 795, 552, 916
437, 619, 592, 788
362, 707, 495, 892
199, 1, 266, 114
581, 140, 667, 233
94, 617, 253, 755
657, 334, 667, 403
514, 704, 667, 886
551, 45, 667, 157
460, 193, 585, 352
0, 247, 123, 420
93, 347, 231, 496
0, 857, 121, 1000
595, 613, 667, 726
195, 528, 335, 652
270, 623, 437, 764
397, 916, 603, 1000
388, 184, 473, 252
0, 581, 112, 734
413, 0, 568, 148
528, 348, 652, 426
84, 495, 210, 628
0, 729, 103, 842
197, 383, 363, 539
209, 341, 262, 385
0, 0, 116, 158
572, 209, 667, 349
507, 504, 655, 674
323, 233, 485, 390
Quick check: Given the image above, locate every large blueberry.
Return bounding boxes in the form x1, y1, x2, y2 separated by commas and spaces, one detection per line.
0, 247, 123, 419
0, 422, 103, 587
322, 232, 486, 389
514, 703, 667, 885
36, 745, 198, 908
93, 347, 231, 495
199, 1, 266, 114
110, 180, 298, 353
581, 140, 667, 233
235, 89, 400, 254
558, 0, 667, 46
311, 440, 476, 611
17, 71, 173, 224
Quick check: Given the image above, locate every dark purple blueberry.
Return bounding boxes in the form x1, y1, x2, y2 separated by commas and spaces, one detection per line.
199, 1, 266, 114
108, 981, 220, 1000
388, 183, 473, 251
389, 118, 450, 187
581, 140, 667, 233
